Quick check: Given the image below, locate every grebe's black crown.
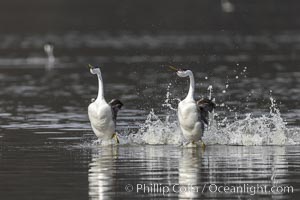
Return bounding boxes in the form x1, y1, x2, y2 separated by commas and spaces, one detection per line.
88, 64, 99, 69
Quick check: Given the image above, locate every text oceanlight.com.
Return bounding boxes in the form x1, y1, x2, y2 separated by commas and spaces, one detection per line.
124, 183, 294, 196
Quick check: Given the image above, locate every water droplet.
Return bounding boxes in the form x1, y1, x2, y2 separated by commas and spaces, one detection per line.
207, 85, 213, 100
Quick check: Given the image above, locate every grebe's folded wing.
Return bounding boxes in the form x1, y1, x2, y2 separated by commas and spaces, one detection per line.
197, 98, 216, 125
108, 99, 124, 122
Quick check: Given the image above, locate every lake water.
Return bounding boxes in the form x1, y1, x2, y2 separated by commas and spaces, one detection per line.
0, 31, 299, 199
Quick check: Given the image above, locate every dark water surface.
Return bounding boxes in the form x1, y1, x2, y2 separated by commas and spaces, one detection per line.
0, 31, 299, 199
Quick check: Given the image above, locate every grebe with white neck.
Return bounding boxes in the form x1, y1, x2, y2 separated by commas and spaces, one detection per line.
87, 64, 123, 143
44, 42, 55, 70
169, 66, 215, 148
44, 42, 55, 63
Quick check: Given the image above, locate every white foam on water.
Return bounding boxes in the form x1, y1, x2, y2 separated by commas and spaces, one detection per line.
129, 110, 183, 145
129, 96, 300, 146
123, 83, 183, 145
203, 112, 290, 146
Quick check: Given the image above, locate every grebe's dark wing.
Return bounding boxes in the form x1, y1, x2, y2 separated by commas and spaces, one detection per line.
197, 98, 216, 125
108, 99, 124, 123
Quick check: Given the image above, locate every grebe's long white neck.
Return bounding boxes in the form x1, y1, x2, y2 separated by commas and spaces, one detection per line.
89, 66, 105, 102
185, 71, 195, 101
96, 72, 104, 102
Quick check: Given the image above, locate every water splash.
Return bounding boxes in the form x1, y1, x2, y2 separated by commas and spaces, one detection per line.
162, 83, 178, 112
207, 85, 213, 100
203, 97, 297, 145
131, 109, 182, 145
132, 91, 299, 146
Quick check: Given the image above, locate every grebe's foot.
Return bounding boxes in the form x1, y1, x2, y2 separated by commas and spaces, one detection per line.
112, 133, 120, 144
201, 140, 206, 151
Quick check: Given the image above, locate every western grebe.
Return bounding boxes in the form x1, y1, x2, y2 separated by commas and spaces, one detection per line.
169, 66, 215, 149
44, 42, 55, 63
44, 42, 55, 70
87, 64, 123, 143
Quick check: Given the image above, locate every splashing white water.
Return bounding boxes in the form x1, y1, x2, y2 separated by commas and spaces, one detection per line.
131, 94, 299, 146
207, 85, 213, 100
203, 113, 288, 146
131, 110, 182, 145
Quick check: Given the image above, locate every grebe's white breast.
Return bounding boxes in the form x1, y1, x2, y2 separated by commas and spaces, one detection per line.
88, 99, 115, 140
178, 99, 203, 142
